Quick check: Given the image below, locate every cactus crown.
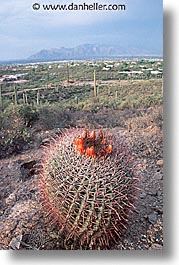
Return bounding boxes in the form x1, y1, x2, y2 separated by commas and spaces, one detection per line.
73, 129, 113, 157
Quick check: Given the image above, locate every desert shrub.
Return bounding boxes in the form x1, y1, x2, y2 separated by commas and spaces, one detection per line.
38, 105, 71, 130
151, 106, 163, 129
18, 105, 39, 127
124, 106, 163, 132
0, 104, 32, 158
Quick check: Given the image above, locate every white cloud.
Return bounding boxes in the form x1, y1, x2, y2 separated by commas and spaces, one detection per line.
1, 0, 128, 28
0, 0, 162, 60
0, 0, 129, 46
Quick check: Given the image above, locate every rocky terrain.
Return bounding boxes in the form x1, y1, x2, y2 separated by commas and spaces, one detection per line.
0, 111, 163, 250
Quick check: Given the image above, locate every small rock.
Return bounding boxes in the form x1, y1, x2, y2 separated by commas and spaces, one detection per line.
143, 165, 147, 170
16, 159, 24, 164
156, 159, 163, 166
8, 162, 14, 169
141, 235, 147, 242
157, 190, 162, 197
156, 207, 163, 214
0, 210, 4, 215
148, 188, 157, 196
154, 172, 163, 180
144, 214, 148, 219
150, 243, 163, 250
140, 192, 147, 199
23, 145, 29, 151
20, 160, 37, 181
153, 202, 157, 207
5, 193, 16, 205
148, 212, 158, 224
9, 234, 22, 250
40, 138, 51, 147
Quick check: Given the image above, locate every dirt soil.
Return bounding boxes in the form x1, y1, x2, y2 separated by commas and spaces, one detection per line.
0, 110, 163, 250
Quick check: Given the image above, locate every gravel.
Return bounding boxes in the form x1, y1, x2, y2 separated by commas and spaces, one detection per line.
0, 123, 163, 250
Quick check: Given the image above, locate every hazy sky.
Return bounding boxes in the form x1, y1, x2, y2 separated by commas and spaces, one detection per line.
0, 0, 163, 60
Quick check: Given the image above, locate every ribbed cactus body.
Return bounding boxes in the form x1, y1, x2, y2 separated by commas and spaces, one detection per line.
39, 129, 139, 249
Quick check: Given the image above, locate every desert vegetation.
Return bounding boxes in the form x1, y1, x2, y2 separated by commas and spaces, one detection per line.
0, 59, 163, 250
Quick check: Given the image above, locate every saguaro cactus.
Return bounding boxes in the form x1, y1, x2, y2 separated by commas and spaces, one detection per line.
0, 85, 2, 107
94, 70, 97, 97
36, 90, 40, 105
14, 85, 18, 105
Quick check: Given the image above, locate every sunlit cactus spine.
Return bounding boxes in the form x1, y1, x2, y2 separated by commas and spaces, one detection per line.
39, 128, 140, 250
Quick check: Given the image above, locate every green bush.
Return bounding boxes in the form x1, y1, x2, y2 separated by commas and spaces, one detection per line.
0, 104, 33, 158
18, 105, 39, 127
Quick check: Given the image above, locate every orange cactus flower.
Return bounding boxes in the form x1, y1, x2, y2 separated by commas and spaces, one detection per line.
89, 130, 95, 140
85, 146, 95, 157
106, 144, 113, 153
73, 137, 84, 146
90, 146, 95, 156
73, 138, 79, 145
85, 147, 90, 156
82, 129, 88, 139
73, 130, 113, 158
77, 144, 85, 154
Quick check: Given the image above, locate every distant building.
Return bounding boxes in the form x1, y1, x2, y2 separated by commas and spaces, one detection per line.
2, 75, 17, 82
2, 73, 28, 83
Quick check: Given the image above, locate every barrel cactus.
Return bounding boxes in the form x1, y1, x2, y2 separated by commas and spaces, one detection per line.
39, 128, 139, 249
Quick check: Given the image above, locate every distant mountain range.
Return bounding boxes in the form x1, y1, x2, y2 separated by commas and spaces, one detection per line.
28, 44, 161, 61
